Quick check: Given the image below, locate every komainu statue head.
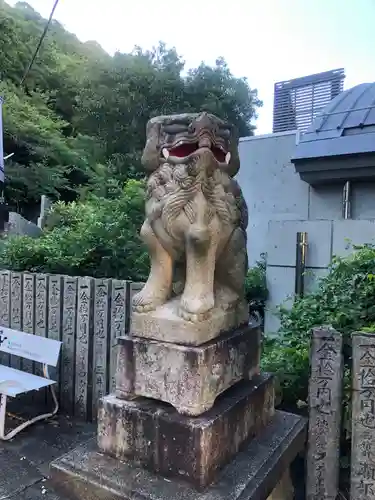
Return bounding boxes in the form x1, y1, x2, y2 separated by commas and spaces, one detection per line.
141, 112, 240, 177
133, 112, 249, 324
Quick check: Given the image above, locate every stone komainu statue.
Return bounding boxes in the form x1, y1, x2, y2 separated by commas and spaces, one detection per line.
133, 112, 248, 322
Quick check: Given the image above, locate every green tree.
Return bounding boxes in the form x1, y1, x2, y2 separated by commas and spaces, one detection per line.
0, 80, 101, 215
262, 244, 375, 408
0, 179, 149, 280
75, 42, 262, 185
74, 44, 187, 185
0, 2, 262, 213
0, 1, 107, 214
185, 57, 261, 137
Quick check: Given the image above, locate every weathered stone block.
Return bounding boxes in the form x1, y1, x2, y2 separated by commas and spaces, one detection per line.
98, 374, 274, 488
50, 410, 307, 500
116, 323, 261, 415
131, 296, 249, 345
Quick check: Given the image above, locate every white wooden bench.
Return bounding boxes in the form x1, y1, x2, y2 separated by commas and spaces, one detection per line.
0, 326, 62, 440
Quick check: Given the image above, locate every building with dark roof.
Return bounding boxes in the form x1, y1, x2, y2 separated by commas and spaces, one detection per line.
239, 79, 375, 334
292, 82, 375, 185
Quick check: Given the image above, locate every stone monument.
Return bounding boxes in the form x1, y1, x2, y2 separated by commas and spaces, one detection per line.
50, 112, 307, 500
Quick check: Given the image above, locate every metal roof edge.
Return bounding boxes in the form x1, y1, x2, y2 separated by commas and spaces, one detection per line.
292, 132, 375, 162
240, 130, 298, 143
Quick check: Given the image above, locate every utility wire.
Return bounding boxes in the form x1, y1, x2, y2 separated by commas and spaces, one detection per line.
20, 0, 60, 86
1, 0, 60, 190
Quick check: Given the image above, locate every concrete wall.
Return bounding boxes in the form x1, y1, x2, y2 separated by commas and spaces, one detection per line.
238, 132, 375, 335
237, 131, 309, 267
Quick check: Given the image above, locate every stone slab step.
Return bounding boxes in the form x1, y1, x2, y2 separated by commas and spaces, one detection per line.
50, 410, 307, 500
98, 374, 275, 488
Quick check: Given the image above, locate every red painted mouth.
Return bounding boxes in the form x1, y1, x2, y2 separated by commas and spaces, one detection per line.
167, 142, 226, 163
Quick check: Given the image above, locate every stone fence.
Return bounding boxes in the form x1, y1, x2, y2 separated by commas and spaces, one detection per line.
0, 270, 143, 422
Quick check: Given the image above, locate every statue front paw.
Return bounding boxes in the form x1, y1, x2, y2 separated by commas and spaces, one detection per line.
178, 292, 214, 323
132, 288, 165, 313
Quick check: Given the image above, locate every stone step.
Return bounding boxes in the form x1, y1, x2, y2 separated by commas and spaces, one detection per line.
98, 374, 274, 488
50, 410, 307, 500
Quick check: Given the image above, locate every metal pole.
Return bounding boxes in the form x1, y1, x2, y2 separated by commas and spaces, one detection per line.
295, 232, 308, 297
342, 180, 352, 219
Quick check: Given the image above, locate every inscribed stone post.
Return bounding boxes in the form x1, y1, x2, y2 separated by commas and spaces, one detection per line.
75, 277, 94, 420
61, 276, 78, 413
109, 280, 128, 392
34, 274, 48, 404
22, 273, 35, 374
10, 272, 22, 369
20, 273, 35, 405
0, 271, 10, 327
351, 332, 375, 499
35, 274, 48, 339
0, 271, 10, 366
306, 326, 343, 500
128, 281, 142, 333
48, 275, 62, 342
48, 275, 62, 403
92, 279, 110, 419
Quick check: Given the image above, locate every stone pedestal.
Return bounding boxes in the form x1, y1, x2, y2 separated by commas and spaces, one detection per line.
116, 324, 261, 415
99, 374, 274, 488
50, 411, 307, 500
49, 321, 308, 499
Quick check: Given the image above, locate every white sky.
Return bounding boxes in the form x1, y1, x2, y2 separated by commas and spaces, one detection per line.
7, 0, 375, 134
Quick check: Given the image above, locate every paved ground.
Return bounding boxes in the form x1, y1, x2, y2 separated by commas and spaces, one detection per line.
0, 407, 95, 499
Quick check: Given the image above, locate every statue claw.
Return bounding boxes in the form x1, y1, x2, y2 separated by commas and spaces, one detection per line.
178, 308, 210, 323
132, 289, 166, 313
132, 303, 156, 313
178, 293, 214, 322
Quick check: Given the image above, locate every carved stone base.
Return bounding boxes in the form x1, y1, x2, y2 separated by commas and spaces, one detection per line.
102, 375, 274, 488
116, 323, 261, 416
50, 411, 307, 500
131, 295, 249, 345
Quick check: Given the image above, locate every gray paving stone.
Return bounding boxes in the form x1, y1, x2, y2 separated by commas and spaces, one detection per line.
0, 447, 42, 498
16, 479, 62, 500
0, 414, 94, 499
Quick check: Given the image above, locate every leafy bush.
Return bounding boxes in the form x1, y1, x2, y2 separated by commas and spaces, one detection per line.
0, 180, 149, 281
244, 254, 268, 302
261, 244, 375, 408
244, 255, 268, 321
261, 245, 375, 495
